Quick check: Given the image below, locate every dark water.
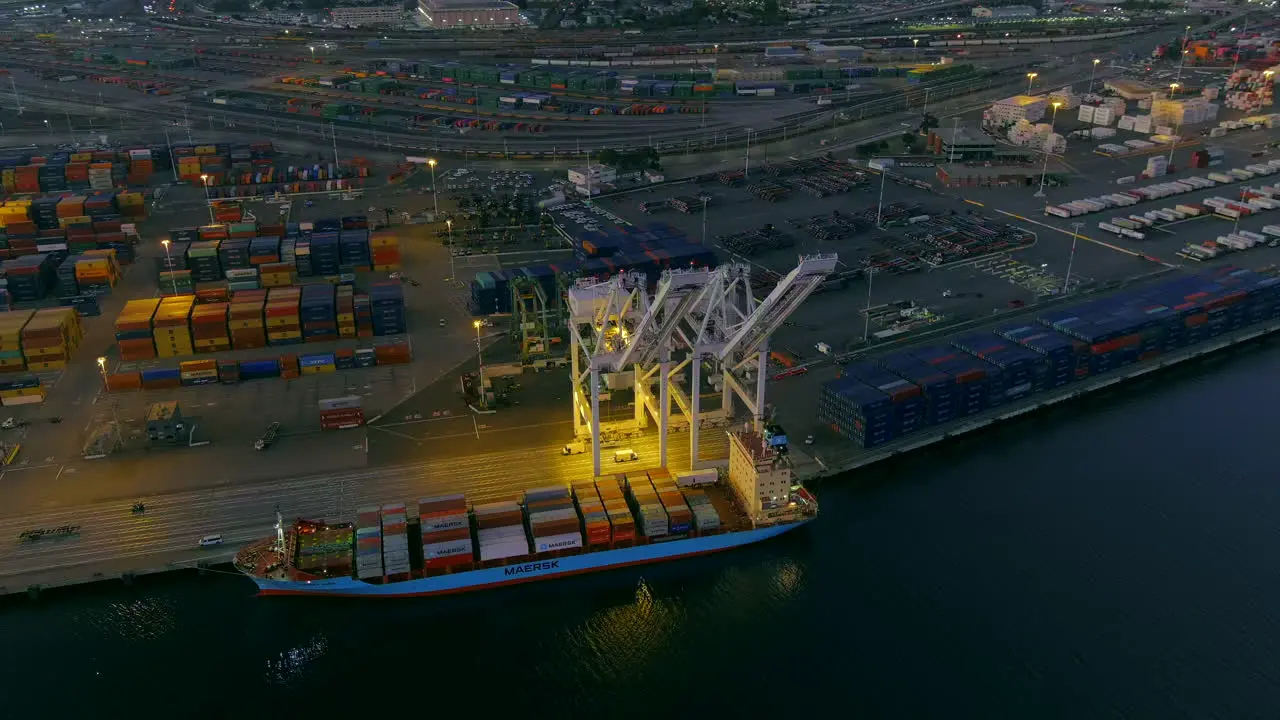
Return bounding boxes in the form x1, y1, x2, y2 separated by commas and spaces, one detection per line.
7, 342, 1280, 717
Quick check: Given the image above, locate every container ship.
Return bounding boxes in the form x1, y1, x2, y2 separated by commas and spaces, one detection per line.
235, 430, 815, 598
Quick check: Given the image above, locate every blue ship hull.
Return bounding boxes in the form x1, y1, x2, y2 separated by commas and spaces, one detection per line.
248, 520, 810, 598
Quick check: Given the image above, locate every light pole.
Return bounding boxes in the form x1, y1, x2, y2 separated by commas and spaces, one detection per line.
473, 320, 486, 408
1174, 24, 1191, 87
743, 127, 753, 178
446, 219, 455, 279
1034, 101, 1063, 198
1088, 58, 1101, 94
701, 196, 709, 245
199, 174, 214, 224
1169, 82, 1179, 99
96, 356, 108, 384
913, 38, 918, 60
1063, 222, 1082, 294
862, 268, 876, 342
163, 128, 178, 182
427, 158, 439, 218
42, 119, 52, 137
1026, 72, 1038, 95
874, 169, 888, 228
161, 239, 177, 295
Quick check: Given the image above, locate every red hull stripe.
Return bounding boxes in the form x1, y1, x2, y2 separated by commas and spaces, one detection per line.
257, 543, 733, 598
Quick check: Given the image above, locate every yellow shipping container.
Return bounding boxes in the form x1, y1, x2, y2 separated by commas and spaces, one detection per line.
300, 364, 336, 375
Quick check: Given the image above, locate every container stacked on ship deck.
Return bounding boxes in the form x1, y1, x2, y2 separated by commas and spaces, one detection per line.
524, 485, 583, 555
625, 473, 669, 538
380, 504, 411, 577
474, 500, 529, 563
649, 469, 693, 535
296, 525, 354, 577
681, 489, 722, 533
355, 507, 384, 580
21, 307, 82, 372
571, 480, 613, 548
419, 494, 473, 573
152, 295, 195, 358
116, 299, 160, 360
996, 323, 1085, 386
593, 476, 637, 546
229, 290, 267, 349
265, 287, 302, 345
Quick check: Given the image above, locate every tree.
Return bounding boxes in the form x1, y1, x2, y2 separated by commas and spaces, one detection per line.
597, 149, 619, 167
901, 132, 919, 151
919, 112, 939, 135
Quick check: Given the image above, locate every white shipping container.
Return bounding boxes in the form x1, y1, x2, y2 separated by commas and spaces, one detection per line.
1046, 206, 1071, 218
1078, 105, 1096, 122
421, 514, 468, 533
1113, 218, 1137, 230
1207, 173, 1233, 184
1098, 222, 1123, 235
1176, 204, 1202, 216
1116, 176, 1136, 185
478, 525, 526, 542
424, 539, 473, 559
1120, 228, 1145, 240
479, 540, 530, 562
532, 532, 584, 553
1202, 197, 1229, 209
529, 508, 578, 523
1217, 208, 1242, 219
1230, 169, 1255, 180
1261, 225, 1280, 238
1238, 230, 1265, 243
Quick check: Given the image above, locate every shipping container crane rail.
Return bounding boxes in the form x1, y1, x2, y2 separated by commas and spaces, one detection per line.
567, 254, 837, 476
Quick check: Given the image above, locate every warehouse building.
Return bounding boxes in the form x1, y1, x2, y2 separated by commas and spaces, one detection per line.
982, 95, 1047, 128
330, 5, 405, 26
927, 126, 997, 161
417, 0, 524, 27
568, 164, 617, 191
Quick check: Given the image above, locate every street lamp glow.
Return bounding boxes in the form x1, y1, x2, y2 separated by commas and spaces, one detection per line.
161, 239, 170, 248
427, 158, 436, 167
1093, 58, 1100, 65
473, 320, 482, 329
96, 356, 106, 370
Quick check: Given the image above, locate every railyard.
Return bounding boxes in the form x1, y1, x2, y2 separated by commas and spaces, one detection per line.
1, 7, 1277, 598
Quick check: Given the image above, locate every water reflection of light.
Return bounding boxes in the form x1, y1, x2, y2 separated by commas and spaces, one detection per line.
563, 580, 686, 683
265, 633, 328, 686
770, 559, 804, 600
90, 598, 179, 641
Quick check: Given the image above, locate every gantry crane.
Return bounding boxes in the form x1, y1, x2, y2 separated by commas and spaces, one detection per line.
568, 254, 838, 477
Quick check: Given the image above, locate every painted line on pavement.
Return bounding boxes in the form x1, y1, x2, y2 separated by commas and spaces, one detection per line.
993, 209, 1144, 259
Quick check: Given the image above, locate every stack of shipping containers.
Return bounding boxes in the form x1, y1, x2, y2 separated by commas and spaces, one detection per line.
571, 480, 612, 548
820, 267, 1280, 449
301, 285, 338, 342
296, 525, 354, 577
370, 231, 401, 271
21, 308, 83, 372
355, 507, 384, 580
380, 503, 411, 577
524, 486, 583, 555
152, 296, 195, 359
318, 395, 364, 429
116, 299, 160, 360
650, 469, 693, 535
0, 311, 31, 373
265, 287, 302, 345
419, 494, 473, 573
593, 476, 636, 546
682, 489, 721, 533
229, 290, 267, 349
369, 283, 406, 336
474, 500, 529, 562
336, 286, 357, 339
626, 474, 669, 538
191, 303, 230, 353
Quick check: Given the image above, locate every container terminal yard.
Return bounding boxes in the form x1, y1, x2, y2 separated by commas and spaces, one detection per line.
0, 7, 1278, 599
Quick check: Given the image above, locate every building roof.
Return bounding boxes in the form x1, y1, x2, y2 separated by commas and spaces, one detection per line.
997, 95, 1046, 107
935, 126, 994, 147
424, 0, 517, 8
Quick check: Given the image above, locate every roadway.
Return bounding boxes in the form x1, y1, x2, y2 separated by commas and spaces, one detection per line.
0, 423, 727, 593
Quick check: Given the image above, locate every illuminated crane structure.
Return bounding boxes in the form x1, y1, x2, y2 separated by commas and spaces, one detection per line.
567, 254, 839, 476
